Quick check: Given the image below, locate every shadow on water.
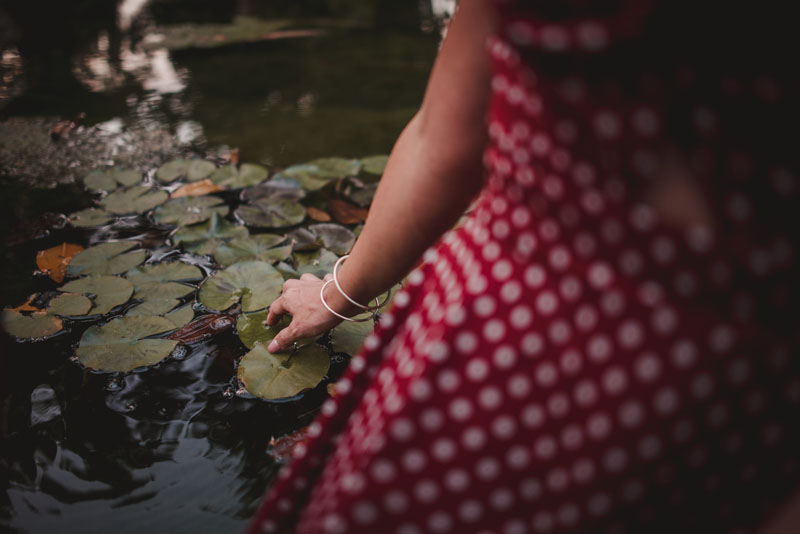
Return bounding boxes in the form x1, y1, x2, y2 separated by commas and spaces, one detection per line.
0, 0, 447, 532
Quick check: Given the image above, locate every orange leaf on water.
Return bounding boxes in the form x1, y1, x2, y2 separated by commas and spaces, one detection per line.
12, 295, 42, 312
36, 243, 84, 283
171, 179, 224, 198
306, 206, 331, 222
327, 198, 368, 224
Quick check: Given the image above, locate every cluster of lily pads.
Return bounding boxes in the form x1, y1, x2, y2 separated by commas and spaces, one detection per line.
1, 154, 390, 400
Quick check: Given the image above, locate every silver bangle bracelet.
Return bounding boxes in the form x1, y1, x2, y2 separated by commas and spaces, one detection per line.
332, 255, 392, 311
319, 279, 375, 323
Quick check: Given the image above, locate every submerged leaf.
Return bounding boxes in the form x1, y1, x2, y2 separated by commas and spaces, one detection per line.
210, 163, 268, 189
156, 159, 215, 183
68, 208, 114, 228
66, 242, 146, 277
327, 198, 368, 224
330, 320, 374, 355
59, 275, 134, 315
173, 212, 248, 248
36, 243, 84, 283
238, 342, 330, 400
1, 309, 63, 339
100, 186, 169, 215
171, 179, 224, 198
199, 261, 282, 312
235, 198, 305, 228
213, 235, 291, 266
153, 196, 229, 226
76, 316, 179, 372
167, 313, 234, 343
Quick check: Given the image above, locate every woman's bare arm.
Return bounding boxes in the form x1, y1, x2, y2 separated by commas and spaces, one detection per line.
266, 0, 497, 350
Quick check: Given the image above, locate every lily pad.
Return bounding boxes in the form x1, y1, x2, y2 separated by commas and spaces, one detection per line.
68, 208, 114, 228
48, 293, 93, 316
156, 159, 216, 183
126, 262, 204, 286
126, 262, 203, 318
83, 168, 142, 192
236, 312, 318, 350
1, 309, 63, 339
100, 186, 169, 215
235, 198, 306, 228
347, 182, 378, 207
309, 223, 355, 256
210, 163, 268, 189
238, 342, 330, 400
283, 157, 360, 191
173, 212, 249, 249
67, 242, 146, 277
164, 305, 195, 329
293, 248, 339, 278
153, 196, 229, 226
59, 275, 134, 315
331, 320, 374, 355
360, 155, 388, 175
199, 261, 283, 312
240, 175, 305, 202
213, 235, 292, 266
287, 228, 322, 252
76, 316, 179, 372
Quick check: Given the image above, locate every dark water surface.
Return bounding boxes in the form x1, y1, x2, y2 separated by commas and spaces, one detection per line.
0, 1, 442, 532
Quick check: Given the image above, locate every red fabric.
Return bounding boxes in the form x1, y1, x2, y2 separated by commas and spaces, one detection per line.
250, 2, 800, 533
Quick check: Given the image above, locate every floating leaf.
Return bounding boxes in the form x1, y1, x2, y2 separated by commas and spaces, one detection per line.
126, 262, 203, 318
156, 159, 215, 183
347, 182, 378, 207
309, 223, 355, 256
283, 158, 360, 191
330, 320, 374, 355
360, 155, 388, 175
173, 212, 249, 249
76, 316, 179, 372
307, 206, 331, 222
287, 228, 322, 252
59, 275, 134, 315
48, 293, 93, 316
68, 208, 114, 228
236, 312, 318, 350
241, 176, 305, 202
168, 313, 234, 343
213, 235, 291, 266
1, 309, 63, 339
171, 179, 224, 198
328, 198, 368, 224
126, 262, 204, 286
210, 163, 268, 189
164, 305, 195, 329
66, 242, 146, 277
199, 261, 283, 312
83, 168, 141, 192
293, 248, 339, 278
100, 186, 169, 215
238, 342, 330, 400
235, 198, 305, 228
36, 243, 84, 283
153, 196, 229, 226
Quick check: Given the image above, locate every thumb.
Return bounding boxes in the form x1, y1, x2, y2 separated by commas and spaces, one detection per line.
268, 325, 296, 353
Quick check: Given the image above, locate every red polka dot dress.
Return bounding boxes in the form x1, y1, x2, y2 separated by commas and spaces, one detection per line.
251, 2, 800, 533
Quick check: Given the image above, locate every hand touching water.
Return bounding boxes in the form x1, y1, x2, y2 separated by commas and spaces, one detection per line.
266, 273, 348, 352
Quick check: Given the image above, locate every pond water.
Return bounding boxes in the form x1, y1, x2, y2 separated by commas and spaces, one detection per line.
0, 2, 444, 532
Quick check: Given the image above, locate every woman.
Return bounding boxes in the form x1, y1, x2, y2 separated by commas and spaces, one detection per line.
252, 1, 800, 532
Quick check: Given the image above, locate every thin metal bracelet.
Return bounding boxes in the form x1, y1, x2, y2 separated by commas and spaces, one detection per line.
333, 255, 392, 311
320, 279, 375, 322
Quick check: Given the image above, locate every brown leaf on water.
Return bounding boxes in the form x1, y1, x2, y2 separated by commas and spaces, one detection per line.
327, 198, 369, 224
268, 428, 309, 461
306, 206, 331, 222
171, 179, 224, 198
167, 313, 235, 343
36, 243, 84, 283
12, 295, 42, 313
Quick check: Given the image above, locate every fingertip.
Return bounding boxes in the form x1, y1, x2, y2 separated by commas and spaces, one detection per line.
268, 339, 280, 353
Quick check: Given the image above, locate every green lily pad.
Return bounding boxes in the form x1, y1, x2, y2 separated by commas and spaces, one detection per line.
68, 208, 114, 228
210, 163, 268, 189
360, 155, 388, 175
67, 242, 146, 277
126, 262, 204, 286
283, 158, 360, 191
347, 182, 378, 207
173, 212, 249, 249
236, 312, 319, 350
330, 320, 375, 355
213, 235, 292, 266
235, 198, 306, 228
309, 223, 355, 256
156, 159, 216, 183
59, 275, 134, 315
240, 175, 305, 202
126, 262, 203, 318
83, 168, 142, 192
76, 316, 179, 372
48, 293, 93, 316
153, 196, 229, 226
275, 261, 299, 280
199, 261, 283, 312
293, 248, 339, 278
238, 342, 330, 400
164, 305, 195, 329
1, 309, 63, 339
100, 186, 169, 215
287, 228, 322, 252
